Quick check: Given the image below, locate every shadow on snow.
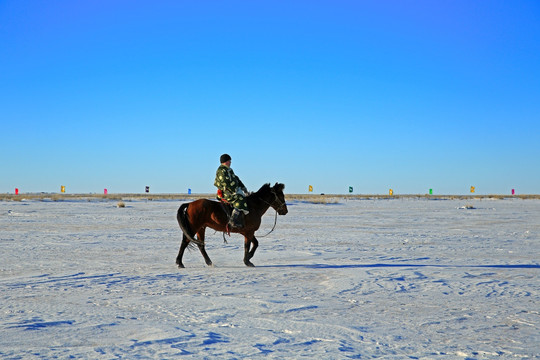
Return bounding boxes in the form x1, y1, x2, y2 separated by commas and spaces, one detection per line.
260, 263, 540, 270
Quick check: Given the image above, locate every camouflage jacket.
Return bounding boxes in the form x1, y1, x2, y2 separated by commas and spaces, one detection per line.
214, 165, 247, 197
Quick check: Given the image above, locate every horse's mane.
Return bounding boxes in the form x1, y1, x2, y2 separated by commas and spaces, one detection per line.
251, 183, 272, 198
249, 183, 285, 199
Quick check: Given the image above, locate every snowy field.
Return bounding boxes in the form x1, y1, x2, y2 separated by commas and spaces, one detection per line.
1, 197, 539, 359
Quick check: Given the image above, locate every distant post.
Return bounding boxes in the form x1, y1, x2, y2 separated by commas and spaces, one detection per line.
309, 185, 313, 192
470, 186, 475, 193
429, 188, 433, 195
188, 188, 192, 195
61, 185, 66, 193
15, 188, 19, 195
512, 189, 515, 195
145, 186, 150, 193
104, 189, 108, 195
349, 186, 353, 193
389, 189, 393, 196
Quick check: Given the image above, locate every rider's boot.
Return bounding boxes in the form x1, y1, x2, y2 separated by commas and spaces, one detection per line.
229, 208, 245, 229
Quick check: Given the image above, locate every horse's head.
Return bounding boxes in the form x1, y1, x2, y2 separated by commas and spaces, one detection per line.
271, 182, 288, 215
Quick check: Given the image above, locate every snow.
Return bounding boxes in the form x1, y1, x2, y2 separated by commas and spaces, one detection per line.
1, 197, 539, 359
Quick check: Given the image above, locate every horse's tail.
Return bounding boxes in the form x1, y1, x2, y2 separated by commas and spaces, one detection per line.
177, 203, 203, 246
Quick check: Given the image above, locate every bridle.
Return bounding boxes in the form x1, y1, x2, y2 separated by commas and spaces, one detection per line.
269, 189, 287, 212
257, 189, 287, 238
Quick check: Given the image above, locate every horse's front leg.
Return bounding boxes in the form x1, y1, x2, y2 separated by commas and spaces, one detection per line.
243, 235, 258, 267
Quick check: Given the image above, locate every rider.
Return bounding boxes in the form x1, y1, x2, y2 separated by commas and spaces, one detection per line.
214, 154, 249, 228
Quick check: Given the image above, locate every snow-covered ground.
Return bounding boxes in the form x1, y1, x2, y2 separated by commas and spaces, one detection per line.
1, 197, 539, 359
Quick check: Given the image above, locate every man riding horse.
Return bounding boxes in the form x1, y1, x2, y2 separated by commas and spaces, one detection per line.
214, 154, 249, 228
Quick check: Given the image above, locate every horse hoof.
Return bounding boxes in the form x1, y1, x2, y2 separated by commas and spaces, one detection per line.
177, 263, 185, 269
244, 261, 255, 267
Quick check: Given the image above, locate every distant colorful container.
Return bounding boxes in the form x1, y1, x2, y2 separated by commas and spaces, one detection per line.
389, 189, 394, 196
429, 188, 433, 195
104, 189, 108, 195
15, 188, 19, 195
512, 189, 515, 195
61, 185, 66, 193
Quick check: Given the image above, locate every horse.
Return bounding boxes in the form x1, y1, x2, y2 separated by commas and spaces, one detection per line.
176, 182, 288, 268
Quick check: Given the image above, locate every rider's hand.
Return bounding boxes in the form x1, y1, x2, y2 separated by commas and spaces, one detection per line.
236, 187, 246, 197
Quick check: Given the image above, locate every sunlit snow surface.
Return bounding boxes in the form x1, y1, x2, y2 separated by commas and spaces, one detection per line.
1, 198, 539, 359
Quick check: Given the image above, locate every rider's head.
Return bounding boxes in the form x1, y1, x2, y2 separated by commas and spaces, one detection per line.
220, 154, 232, 166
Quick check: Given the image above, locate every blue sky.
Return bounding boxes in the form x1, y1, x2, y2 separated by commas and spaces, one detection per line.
1, 1, 539, 195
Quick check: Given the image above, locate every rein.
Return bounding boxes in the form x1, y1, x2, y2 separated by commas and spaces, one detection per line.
257, 208, 278, 238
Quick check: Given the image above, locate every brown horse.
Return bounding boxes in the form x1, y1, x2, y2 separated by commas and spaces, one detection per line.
176, 182, 288, 268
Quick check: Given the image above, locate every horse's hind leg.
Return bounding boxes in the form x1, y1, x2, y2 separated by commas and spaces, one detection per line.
196, 229, 213, 266
176, 234, 189, 268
